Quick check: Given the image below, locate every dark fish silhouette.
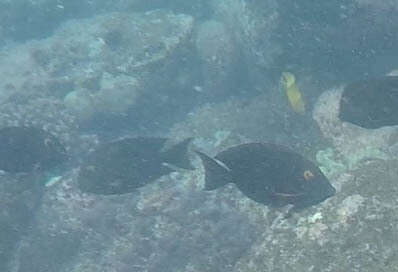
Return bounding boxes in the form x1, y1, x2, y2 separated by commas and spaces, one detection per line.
0, 126, 67, 173
339, 76, 398, 129
78, 137, 193, 195
196, 143, 336, 211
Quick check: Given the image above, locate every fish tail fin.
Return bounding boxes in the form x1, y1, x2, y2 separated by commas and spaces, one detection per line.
163, 137, 194, 170
195, 151, 231, 191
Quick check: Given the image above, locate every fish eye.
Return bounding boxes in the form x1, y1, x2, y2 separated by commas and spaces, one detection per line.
303, 170, 314, 181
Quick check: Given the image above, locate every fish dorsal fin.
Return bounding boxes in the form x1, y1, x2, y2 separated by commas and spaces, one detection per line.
162, 138, 194, 170
195, 151, 232, 191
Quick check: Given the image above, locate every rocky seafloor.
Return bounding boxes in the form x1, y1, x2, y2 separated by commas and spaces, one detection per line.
1, 1, 398, 271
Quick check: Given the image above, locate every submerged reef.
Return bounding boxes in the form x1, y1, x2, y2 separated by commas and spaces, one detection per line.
316, 146, 388, 179
63, 73, 140, 121
0, 10, 194, 123
8, 147, 398, 272
195, 19, 237, 96
54, 10, 193, 121
313, 86, 398, 172
3, 1, 398, 271
10, 172, 258, 272
233, 159, 398, 272
316, 148, 346, 178
210, 0, 279, 68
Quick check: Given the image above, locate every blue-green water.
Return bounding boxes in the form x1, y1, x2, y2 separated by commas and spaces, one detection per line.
1, 1, 398, 271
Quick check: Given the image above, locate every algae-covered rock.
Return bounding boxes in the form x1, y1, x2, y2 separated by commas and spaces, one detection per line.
316, 147, 347, 178
313, 86, 398, 167
316, 146, 389, 179
195, 19, 237, 95
233, 159, 398, 272
64, 73, 140, 120
64, 90, 96, 121
0, 9, 194, 122
51, 10, 193, 120
210, 0, 279, 68
9, 151, 398, 272
24, 10, 194, 121
10, 171, 258, 272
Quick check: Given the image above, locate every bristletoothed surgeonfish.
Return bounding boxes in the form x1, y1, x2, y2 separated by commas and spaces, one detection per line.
339, 76, 398, 129
0, 126, 67, 173
78, 137, 194, 195
196, 143, 336, 212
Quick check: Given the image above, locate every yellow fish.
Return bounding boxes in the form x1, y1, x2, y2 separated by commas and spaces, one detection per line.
280, 72, 305, 114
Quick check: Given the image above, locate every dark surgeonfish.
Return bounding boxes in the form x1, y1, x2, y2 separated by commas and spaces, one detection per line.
78, 137, 194, 195
339, 76, 398, 129
196, 143, 336, 211
0, 126, 67, 173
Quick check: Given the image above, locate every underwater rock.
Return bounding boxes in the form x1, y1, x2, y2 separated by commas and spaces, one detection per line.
210, 0, 279, 67
10, 171, 257, 272
12, 10, 193, 122
196, 0, 279, 96
78, 137, 194, 195
10, 148, 398, 272
64, 73, 140, 121
195, 19, 237, 96
196, 143, 336, 211
0, 171, 45, 271
63, 89, 96, 121
0, 126, 67, 173
313, 84, 398, 171
234, 158, 398, 272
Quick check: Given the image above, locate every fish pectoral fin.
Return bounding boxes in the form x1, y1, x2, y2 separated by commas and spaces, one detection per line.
212, 157, 231, 171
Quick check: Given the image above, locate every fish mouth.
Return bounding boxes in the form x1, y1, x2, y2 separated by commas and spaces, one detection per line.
307, 183, 336, 207
314, 185, 336, 205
